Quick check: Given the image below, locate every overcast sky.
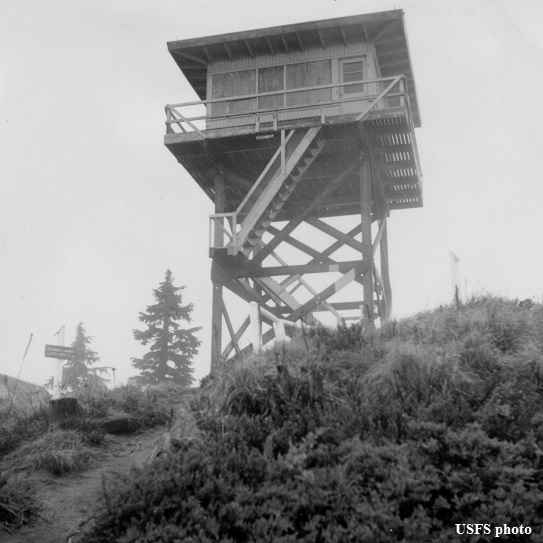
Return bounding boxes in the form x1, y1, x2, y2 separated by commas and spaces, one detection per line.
2, 0, 543, 387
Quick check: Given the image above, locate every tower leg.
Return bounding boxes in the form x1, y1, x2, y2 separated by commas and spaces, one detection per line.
210, 167, 226, 375
360, 161, 374, 324
379, 218, 392, 317
210, 274, 223, 374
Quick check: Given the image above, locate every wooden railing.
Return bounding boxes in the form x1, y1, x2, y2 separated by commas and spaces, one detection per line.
165, 75, 409, 137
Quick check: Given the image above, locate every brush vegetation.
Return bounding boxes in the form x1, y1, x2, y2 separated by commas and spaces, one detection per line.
0, 383, 179, 534
76, 296, 543, 542
0, 470, 36, 536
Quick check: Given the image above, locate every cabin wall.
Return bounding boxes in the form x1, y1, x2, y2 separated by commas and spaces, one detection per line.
207, 41, 374, 74
206, 40, 381, 129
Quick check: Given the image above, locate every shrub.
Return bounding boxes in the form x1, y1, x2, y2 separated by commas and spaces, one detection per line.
78, 296, 543, 542
0, 471, 36, 535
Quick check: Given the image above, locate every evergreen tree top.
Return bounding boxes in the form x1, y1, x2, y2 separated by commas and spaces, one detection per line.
132, 270, 201, 387
139, 269, 194, 327
71, 321, 99, 366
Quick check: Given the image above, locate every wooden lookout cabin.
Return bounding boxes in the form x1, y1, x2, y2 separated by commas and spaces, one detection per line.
164, 10, 423, 370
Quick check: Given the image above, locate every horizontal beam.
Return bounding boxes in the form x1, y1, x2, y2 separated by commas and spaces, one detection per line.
226, 260, 366, 278
328, 301, 365, 311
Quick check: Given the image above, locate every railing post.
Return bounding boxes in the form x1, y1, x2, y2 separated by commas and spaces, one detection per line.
165, 107, 173, 134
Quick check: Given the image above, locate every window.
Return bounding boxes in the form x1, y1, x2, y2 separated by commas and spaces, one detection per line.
212, 69, 256, 116
341, 58, 366, 95
258, 65, 284, 110
286, 60, 331, 106
210, 59, 332, 118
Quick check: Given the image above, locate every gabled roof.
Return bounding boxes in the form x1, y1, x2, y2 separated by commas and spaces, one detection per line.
167, 10, 421, 127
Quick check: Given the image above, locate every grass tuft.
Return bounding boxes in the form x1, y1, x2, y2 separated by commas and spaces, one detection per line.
4, 430, 101, 476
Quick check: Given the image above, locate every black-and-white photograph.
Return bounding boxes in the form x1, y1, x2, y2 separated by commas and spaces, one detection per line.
1, 1, 542, 541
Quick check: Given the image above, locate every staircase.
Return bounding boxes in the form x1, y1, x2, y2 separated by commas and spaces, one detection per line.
364, 116, 423, 210
221, 127, 325, 258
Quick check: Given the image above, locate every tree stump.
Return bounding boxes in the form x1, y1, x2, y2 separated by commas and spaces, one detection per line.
49, 397, 80, 423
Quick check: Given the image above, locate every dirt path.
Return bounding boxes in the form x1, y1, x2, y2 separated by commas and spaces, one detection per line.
1, 426, 169, 543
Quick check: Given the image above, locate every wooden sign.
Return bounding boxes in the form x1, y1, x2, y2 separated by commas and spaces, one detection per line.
44, 344, 75, 360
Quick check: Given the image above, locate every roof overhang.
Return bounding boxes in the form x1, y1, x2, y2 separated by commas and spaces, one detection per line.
167, 10, 421, 127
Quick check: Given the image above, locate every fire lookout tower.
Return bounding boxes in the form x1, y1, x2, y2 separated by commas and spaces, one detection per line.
164, 10, 423, 371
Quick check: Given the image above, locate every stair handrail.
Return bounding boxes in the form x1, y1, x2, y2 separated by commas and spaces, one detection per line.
235, 130, 296, 221
234, 127, 321, 254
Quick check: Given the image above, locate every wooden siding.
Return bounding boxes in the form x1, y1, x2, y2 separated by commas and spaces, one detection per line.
208, 41, 374, 74
206, 40, 382, 129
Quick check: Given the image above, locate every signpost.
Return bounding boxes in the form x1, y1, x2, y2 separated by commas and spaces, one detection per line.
46, 325, 71, 400
44, 345, 75, 359
45, 326, 81, 421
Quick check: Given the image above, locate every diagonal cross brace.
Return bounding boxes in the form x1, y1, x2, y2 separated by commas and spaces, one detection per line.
251, 159, 363, 265
288, 260, 371, 322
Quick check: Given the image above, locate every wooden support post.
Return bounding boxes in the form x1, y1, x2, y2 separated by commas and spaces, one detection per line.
360, 160, 374, 324
211, 274, 223, 374
379, 218, 392, 318
249, 302, 262, 353
211, 167, 225, 374
273, 320, 288, 342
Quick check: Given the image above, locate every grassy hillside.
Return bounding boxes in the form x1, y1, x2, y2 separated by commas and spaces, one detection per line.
64, 297, 543, 540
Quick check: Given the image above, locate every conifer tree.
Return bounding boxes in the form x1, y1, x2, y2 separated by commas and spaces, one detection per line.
62, 322, 110, 392
132, 270, 201, 387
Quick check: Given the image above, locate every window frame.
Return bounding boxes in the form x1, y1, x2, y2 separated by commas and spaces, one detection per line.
209, 58, 335, 114
339, 56, 367, 97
